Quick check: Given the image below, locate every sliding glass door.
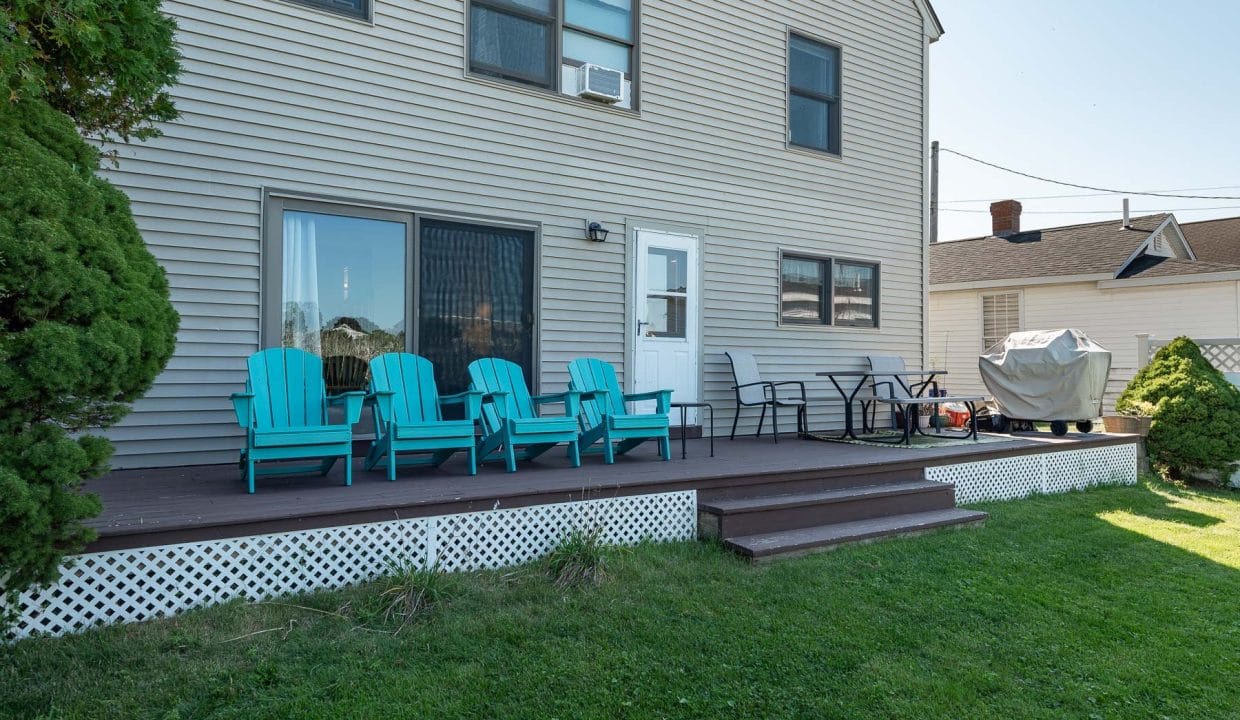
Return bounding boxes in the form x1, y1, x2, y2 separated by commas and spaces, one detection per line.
418, 219, 535, 394
263, 196, 537, 404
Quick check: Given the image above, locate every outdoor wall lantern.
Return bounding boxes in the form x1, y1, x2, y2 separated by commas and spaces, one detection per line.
586, 221, 610, 243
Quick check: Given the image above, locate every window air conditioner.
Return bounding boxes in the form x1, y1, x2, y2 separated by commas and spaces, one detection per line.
577, 64, 625, 103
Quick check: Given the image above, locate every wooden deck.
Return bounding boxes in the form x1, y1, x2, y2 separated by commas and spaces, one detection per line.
83, 431, 1139, 551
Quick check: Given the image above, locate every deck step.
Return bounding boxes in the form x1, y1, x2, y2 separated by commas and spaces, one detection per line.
698, 480, 955, 538
724, 508, 989, 561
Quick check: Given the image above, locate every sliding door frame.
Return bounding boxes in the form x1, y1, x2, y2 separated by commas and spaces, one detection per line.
260, 189, 544, 393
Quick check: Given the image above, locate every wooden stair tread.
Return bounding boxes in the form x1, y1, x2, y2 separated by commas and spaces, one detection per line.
700, 480, 949, 515
724, 508, 988, 559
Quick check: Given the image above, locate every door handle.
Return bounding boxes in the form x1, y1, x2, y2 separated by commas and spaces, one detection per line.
636, 320, 649, 337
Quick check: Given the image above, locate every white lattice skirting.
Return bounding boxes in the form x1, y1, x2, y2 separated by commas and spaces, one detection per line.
7, 491, 696, 641
926, 443, 1139, 505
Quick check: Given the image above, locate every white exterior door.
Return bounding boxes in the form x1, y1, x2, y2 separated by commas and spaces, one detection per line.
632, 229, 699, 420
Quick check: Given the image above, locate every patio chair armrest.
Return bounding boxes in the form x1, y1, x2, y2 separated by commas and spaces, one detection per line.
364, 389, 396, 419
441, 390, 485, 421
871, 379, 898, 399
229, 392, 254, 428
624, 389, 672, 414
327, 391, 366, 425
533, 390, 582, 417
768, 380, 807, 400
732, 380, 773, 390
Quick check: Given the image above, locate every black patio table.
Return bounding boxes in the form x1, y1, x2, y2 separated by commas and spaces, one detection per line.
814, 369, 948, 441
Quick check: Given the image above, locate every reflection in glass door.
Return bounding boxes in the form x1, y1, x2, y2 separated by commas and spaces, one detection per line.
280, 210, 407, 394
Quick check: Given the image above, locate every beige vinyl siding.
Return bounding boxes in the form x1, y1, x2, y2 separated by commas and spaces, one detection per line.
929, 280, 1240, 416
102, 0, 933, 467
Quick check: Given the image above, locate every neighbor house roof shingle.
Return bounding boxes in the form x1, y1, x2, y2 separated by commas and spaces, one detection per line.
929, 214, 1170, 285
1181, 217, 1240, 266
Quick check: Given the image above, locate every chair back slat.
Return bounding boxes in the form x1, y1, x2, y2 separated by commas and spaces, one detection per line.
468, 358, 535, 432
568, 358, 625, 428
867, 355, 912, 400
725, 350, 766, 405
370, 353, 442, 425
248, 348, 326, 429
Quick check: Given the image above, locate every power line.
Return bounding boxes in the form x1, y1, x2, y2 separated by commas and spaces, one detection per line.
942, 205, 1240, 215
939, 147, 1240, 200
940, 185, 1240, 204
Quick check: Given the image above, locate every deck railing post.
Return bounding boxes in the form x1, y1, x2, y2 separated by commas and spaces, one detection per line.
1136, 333, 1152, 369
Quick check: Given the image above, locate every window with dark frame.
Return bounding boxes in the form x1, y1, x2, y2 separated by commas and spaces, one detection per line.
286, 0, 369, 20
468, 0, 637, 99
788, 33, 841, 154
780, 254, 878, 328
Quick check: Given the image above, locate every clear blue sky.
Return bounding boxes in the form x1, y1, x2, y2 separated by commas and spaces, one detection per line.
930, 0, 1240, 240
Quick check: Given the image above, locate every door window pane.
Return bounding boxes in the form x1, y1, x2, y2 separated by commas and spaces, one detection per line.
565, 0, 633, 41
780, 256, 825, 323
419, 220, 536, 395
470, 4, 554, 86
563, 29, 631, 73
647, 248, 687, 293
646, 296, 686, 338
833, 261, 877, 327
281, 211, 406, 393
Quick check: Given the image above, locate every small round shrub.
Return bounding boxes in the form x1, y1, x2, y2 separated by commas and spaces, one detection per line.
0, 98, 179, 605
1116, 337, 1240, 482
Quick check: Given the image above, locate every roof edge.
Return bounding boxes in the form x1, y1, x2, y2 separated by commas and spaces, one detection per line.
913, 0, 944, 40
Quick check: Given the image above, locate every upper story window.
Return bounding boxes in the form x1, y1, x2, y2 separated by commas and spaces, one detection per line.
468, 0, 637, 108
286, 0, 369, 20
780, 253, 879, 328
788, 33, 841, 155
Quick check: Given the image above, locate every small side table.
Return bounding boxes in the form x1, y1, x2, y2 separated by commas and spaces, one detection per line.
670, 401, 715, 459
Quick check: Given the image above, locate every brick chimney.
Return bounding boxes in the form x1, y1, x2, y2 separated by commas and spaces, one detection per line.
990, 199, 1022, 237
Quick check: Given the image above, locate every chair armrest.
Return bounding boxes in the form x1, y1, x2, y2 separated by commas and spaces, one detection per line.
624, 389, 672, 414
365, 389, 396, 422
480, 390, 512, 420
441, 390, 484, 421
733, 380, 773, 390
871, 380, 897, 399
768, 380, 806, 401
327, 391, 366, 425
230, 392, 254, 428
534, 390, 581, 417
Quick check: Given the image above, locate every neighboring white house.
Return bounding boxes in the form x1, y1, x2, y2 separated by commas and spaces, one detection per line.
928, 202, 1240, 412
99, 0, 946, 468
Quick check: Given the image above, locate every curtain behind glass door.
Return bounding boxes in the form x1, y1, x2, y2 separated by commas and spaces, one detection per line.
419, 220, 535, 395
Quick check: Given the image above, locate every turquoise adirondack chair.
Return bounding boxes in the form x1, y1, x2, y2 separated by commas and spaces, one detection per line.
231, 348, 365, 494
568, 358, 672, 464
365, 353, 481, 480
467, 358, 582, 472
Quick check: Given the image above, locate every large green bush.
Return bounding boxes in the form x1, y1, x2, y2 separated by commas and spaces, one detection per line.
1, 0, 181, 145
1117, 337, 1240, 482
0, 99, 179, 603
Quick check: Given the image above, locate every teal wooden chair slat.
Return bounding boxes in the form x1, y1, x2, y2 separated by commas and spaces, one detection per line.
568, 358, 672, 464
365, 353, 480, 480
230, 348, 365, 494
467, 358, 581, 473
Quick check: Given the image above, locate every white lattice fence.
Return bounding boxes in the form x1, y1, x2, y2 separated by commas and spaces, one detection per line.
926, 443, 1138, 504
7, 491, 695, 641
1145, 336, 1240, 372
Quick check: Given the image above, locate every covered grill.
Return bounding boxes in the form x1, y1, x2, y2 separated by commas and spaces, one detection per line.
979, 329, 1112, 435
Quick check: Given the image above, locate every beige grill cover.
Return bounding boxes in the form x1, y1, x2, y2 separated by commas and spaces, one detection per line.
979, 329, 1112, 421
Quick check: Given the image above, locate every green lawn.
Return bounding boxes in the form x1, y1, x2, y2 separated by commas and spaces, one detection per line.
5, 480, 1240, 719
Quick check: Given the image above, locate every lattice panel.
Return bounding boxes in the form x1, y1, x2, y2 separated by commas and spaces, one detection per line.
927, 444, 1138, 504
6, 491, 695, 641
1149, 340, 1240, 372
1043, 444, 1138, 494
926, 454, 1045, 505
1199, 344, 1240, 373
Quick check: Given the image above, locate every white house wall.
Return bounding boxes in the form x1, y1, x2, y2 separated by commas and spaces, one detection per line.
928, 280, 1240, 414
103, 0, 934, 467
